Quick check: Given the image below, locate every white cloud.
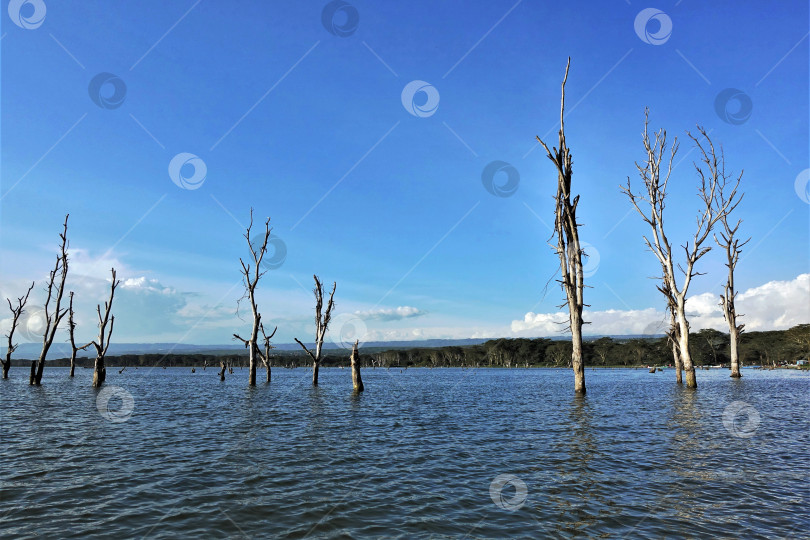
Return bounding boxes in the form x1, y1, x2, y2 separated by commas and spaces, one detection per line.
354, 306, 427, 321
510, 274, 810, 336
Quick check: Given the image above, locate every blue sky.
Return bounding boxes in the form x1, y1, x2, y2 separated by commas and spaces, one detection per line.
1, 0, 808, 345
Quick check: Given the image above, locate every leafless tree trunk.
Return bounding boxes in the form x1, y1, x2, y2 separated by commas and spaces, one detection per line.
294, 275, 336, 386
3, 282, 35, 379
83, 269, 121, 387
33, 215, 70, 385
67, 291, 90, 378
233, 209, 273, 386
715, 185, 748, 378
536, 58, 587, 393
260, 323, 277, 383
350, 339, 364, 392
668, 307, 683, 384
622, 116, 741, 388
219, 360, 226, 381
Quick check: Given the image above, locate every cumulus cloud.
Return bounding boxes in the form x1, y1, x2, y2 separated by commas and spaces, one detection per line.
354, 306, 427, 321
510, 274, 810, 336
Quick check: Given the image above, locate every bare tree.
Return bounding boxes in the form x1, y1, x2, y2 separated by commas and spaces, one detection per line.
67, 291, 90, 378
714, 180, 748, 378
218, 359, 227, 381
294, 275, 336, 386
233, 209, 273, 386
622, 115, 740, 388
259, 322, 277, 383
536, 58, 587, 393
350, 339, 363, 392
3, 282, 35, 379
82, 269, 121, 387
32, 215, 70, 385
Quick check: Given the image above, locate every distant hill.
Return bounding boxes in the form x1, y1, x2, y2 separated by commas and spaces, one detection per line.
8, 335, 669, 359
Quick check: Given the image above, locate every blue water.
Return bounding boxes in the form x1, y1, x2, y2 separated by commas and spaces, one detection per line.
2, 367, 808, 538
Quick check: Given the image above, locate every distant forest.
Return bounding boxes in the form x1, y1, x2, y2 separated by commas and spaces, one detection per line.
17, 325, 809, 370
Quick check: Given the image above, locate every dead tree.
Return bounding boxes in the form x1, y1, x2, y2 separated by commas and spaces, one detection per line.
82, 269, 121, 387
233, 209, 273, 386
32, 215, 70, 385
259, 322, 277, 383
622, 116, 740, 388
294, 276, 336, 386
218, 360, 226, 381
350, 339, 364, 392
3, 282, 35, 379
67, 291, 91, 378
536, 58, 587, 393
714, 174, 748, 378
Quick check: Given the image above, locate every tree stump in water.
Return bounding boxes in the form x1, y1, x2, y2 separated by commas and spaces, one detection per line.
351, 340, 363, 392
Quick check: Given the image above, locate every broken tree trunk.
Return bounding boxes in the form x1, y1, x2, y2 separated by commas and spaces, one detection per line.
351, 339, 363, 392
536, 58, 587, 394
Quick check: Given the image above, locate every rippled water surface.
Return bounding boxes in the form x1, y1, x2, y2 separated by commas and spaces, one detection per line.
2, 367, 808, 538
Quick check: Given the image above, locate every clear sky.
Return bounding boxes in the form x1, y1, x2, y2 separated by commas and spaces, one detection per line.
1, 0, 808, 346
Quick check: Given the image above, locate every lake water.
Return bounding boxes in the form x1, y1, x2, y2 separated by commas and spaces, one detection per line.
2, 367, 808, 538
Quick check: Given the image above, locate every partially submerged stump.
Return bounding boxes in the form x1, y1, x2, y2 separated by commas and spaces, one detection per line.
350, 339, 363, 392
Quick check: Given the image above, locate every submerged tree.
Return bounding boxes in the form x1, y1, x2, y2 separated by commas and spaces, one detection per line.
233, 209, 273, 386
536, 58, 587, 393
350, 339, 364, 392
714, 179, 748, 378
67, 291, 88, 378
3, 282, 35, 379
622, 116, 741, 388
83, 269, 121, 387
259, 322, 277, 383
294, 275, 336, 386
32, 215, 70, 385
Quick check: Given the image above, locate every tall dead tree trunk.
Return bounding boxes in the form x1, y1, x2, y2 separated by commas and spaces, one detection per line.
715, 187, 748, 378
3, 282, 35, 379
536, 58, 587, 394
33, 215, 70, 385
622, 116, 741, 388
233, 209, 273, 387
294, 275, 336, 386
350, 339, 364, 392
